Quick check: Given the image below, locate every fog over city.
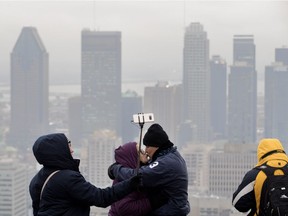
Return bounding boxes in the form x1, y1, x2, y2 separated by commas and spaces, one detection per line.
0, 1, 288, 215
0, 0, 287, 87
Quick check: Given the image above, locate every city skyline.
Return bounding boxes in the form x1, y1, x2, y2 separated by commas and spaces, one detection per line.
1, 2, 288, 214
0, 1, 287, 88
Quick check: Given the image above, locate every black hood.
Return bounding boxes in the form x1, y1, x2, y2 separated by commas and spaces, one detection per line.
33, 133, 79, 171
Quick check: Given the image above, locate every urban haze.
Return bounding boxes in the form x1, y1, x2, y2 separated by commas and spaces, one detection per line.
0, 1, 288, 215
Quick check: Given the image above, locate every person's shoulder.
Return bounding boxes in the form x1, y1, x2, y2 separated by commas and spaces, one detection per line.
168, 148, 185, 162
59, 169, 81, 174
242, 167, 260, 182
29, 172, 41, 191
56, 169, 83, 180
151, 154, 178, 169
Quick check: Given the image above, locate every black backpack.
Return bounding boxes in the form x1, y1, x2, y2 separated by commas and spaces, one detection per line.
258, 164, 288, 216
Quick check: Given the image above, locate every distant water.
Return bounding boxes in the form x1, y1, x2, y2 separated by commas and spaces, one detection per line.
49, 84, 81, 95
49, 80, 181, 96
0, 81, 158, 96
0, 79, 264, 97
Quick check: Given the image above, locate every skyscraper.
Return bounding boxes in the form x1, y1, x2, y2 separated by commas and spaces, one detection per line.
8, 27, 49, 150
81, 30, 121, 137
87, 130, 119, 188
264, 47, 288, 149
0, 159, 28, 216
183, 22, 210, 143
228, 35, 257, 144
275, 46, 288, 65
68, 96, 82, 147
121, 90, 142, 143
209, 144, 256, 198
144, 81, 182, 142
210, 55, 227, 140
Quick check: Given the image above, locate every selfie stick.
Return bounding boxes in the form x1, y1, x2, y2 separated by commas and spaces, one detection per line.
136, 115, 145, 175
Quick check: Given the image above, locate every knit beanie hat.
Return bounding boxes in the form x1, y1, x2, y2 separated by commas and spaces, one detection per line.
143, 123, 173, 148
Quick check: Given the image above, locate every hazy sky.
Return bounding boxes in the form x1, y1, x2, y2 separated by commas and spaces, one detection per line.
0, 0, 287, 86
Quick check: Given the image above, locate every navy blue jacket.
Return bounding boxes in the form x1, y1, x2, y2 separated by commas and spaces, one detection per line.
29, 133, 134, 216
112, 146, 190, 216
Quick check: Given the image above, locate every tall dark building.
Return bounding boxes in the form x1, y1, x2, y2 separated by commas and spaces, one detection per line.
81, 30, 121, 137
68, 96, 82, 147
8, 27, 49, 150
121, 90, 142, 143
183, 22, 210, 143
210, 55, 227, 140
144, 81, 182, 142
233, 35, 256, 68
265, 47, 288, 149
228, 35, 257, 144
275, 47, 288, 65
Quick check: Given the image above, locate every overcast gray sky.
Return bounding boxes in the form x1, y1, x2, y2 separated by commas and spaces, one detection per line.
0, 0, 287, 86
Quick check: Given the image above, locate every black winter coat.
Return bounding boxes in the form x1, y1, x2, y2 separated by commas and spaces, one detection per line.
29, 133, 133, 216
112, 146, 190, 216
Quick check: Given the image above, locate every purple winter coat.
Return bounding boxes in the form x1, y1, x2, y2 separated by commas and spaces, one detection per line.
108, 142, 152, 216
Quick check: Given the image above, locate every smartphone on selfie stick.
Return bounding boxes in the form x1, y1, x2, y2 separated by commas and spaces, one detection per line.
132, 113, 154, 174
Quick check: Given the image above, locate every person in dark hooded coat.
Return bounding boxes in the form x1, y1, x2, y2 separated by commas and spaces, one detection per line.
108, 124, 190, 216
29, 133, 140, 216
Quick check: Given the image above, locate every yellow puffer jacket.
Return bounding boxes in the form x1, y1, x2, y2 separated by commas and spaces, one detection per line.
232, 138, 288, 216
254, 139, 288, 215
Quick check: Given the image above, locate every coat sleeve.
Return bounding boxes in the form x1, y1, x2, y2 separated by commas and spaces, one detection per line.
66, 171, 134, 208
232, 168, 258, 213
112, 159, 170, 188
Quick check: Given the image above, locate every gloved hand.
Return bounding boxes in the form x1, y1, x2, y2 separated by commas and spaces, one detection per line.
107, 162, 118, 180
129, 173, 142, 191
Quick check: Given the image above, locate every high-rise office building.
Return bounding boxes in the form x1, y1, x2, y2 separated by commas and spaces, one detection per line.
228, 35, 257, 144
209, 144, 256, 198
0, 158, 28, 216
210, 55, 227, 140
8, 27, 49, 150
81, 30, 121, 138
183, 143, 256, 206
121, 90, 142, 143
183, 22, 210, 143
87, 130, 119, 188
144, 81, 182, 142
68, 96, 82, 147
264, 47, 288, 149
233, 35, 256, 68
275, 47, 288, 65
181, 144, 211, 192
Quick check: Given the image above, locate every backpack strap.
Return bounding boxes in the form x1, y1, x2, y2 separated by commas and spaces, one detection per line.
279, 164, 288, 175
40, 170, 60, 200
256, 162, 288, 176
259, 165, 275, 176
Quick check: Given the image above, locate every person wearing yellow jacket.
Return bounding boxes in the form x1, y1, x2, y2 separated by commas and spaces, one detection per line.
232, 138, 288, 215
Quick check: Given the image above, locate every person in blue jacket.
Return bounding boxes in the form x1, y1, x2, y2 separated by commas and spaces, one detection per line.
108, 123, 190, 216
29, 133, 140, 216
